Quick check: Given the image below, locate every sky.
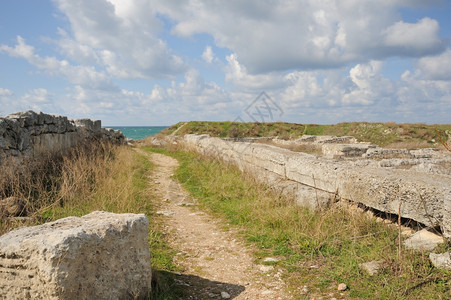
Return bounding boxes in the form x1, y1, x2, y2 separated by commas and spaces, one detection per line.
0, 0, 450, 126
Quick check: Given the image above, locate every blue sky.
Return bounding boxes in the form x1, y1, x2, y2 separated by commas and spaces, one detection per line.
0, 0, 450, 126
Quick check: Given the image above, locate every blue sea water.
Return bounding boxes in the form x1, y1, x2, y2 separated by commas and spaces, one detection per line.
110, 126, 168, 140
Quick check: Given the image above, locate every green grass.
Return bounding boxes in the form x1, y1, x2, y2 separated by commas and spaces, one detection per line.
160, 121, 451, 147
1, 144, 183, 299
143, 147, 450, 299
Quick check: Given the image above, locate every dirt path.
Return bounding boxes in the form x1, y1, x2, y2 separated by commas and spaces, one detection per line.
170, 122, 187, 136
141, 150, 291, 299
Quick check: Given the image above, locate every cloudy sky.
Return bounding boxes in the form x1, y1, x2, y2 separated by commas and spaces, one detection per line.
1, 0, 450, 125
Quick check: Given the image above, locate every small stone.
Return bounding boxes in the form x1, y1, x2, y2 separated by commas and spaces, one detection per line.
337, 283, 347, 291
263, 257, 279, 263
403, 229, 444, 251
359, 260, 383, 276
429, 252, 451, 270
309, 265, 319, 269
221, 291, 231, 299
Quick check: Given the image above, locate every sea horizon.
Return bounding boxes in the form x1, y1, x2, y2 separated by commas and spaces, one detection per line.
109, 126, 169, 140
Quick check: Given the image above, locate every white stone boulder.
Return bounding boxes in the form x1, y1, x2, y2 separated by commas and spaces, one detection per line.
0, 211, 151, 299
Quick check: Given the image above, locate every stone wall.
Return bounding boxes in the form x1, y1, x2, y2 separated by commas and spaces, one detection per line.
0, 111, 125, 162
180, 134, 451, 239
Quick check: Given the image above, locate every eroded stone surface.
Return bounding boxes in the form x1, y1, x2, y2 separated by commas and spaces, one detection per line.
0, 111, 125, 163
429, 252, 451, 270
0, 211, 151, 299
180, 134, 451, 239
403, 229, 444, 251
359, 260, 383, 276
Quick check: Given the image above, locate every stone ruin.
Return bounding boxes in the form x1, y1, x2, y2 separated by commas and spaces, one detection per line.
0, 110, 126, 163
180, 134, 451, 240
0, 211, 152, 299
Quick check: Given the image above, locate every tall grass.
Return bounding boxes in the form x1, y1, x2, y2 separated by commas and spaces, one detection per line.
152, 148, 450, 299
1, 142, 183, 299
0, 141, 147, 233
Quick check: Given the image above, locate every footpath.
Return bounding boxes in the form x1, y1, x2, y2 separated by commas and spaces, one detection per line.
141, 150, 291, 299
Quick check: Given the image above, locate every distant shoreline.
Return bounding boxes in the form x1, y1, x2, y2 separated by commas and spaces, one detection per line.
110, 126, 168, 140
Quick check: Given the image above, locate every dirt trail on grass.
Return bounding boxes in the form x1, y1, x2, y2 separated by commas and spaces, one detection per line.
141, 150, 291, 299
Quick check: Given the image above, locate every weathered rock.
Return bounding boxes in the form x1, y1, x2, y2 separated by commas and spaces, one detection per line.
364, 148, 411, 159
429, 252, 451, 270
321, 143, 375, 158
337, 283, 347, 291
0, 211, 151, 299
181, 134, 451, 239
359, 260, 383, 276
0, 111, 126, 165
403, 229, 444, 251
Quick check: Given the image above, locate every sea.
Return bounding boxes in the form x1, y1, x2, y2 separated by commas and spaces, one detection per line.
109, 126, 168, 140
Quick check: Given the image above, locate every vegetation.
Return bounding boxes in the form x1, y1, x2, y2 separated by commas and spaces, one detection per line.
0, 142, 182, 299
160, 121, 451, 148
2, 125, 450, 299
144, 147, 450, 299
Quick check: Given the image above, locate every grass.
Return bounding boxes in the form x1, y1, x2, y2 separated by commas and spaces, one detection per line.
160, 121, 451, 148
0, 142, 183, 299
145, 146, 450, 299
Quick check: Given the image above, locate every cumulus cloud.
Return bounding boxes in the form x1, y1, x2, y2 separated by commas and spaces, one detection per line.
52, 0, 186, 79
225, 54, 286, 91
0, 36, 118, 91
383, 18, 444, 56
155, 0, 445, 73
416, 49, 451, 81
202, 46, 214, 63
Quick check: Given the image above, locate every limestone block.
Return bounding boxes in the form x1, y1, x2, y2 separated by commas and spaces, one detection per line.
93, 120, 101, 133
36, 112, 45, 125
321, 144, 374, 158
248, 145, 287, 176
0, 118, 6, 135
17, 128, 30, 151
429, 252, 451, 270
404, 229, 444, 251
181, 135, 451, 238
364, 148, 411, 159
0, 136, 8, 148
314, 136, 358, 144
0, 211, 151, 299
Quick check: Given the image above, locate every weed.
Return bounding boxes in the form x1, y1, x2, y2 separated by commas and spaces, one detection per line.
151, 147, 451, 299
160, 121, 451, 148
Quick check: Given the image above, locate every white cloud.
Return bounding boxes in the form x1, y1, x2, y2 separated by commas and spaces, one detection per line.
416, 49, 451, 81
155, 0, 445, 73
1, 36, 118, 91
52, 0, 187, 79
202, 46, 214, 63
225, 54, 286, 91
383, 18, 443, 56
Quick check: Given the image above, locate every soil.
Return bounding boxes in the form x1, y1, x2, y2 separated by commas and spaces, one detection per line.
142, 150, 291, 299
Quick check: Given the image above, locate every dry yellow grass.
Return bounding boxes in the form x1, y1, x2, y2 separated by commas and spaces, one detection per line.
0, 141, 151, 234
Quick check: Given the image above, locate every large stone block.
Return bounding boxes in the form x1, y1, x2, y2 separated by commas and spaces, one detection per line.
0, 211, 151, 299
182, 135, 451, 239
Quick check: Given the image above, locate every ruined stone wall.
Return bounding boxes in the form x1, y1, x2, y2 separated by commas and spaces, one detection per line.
181, 134, 451, 239
0, 111, 126, 162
